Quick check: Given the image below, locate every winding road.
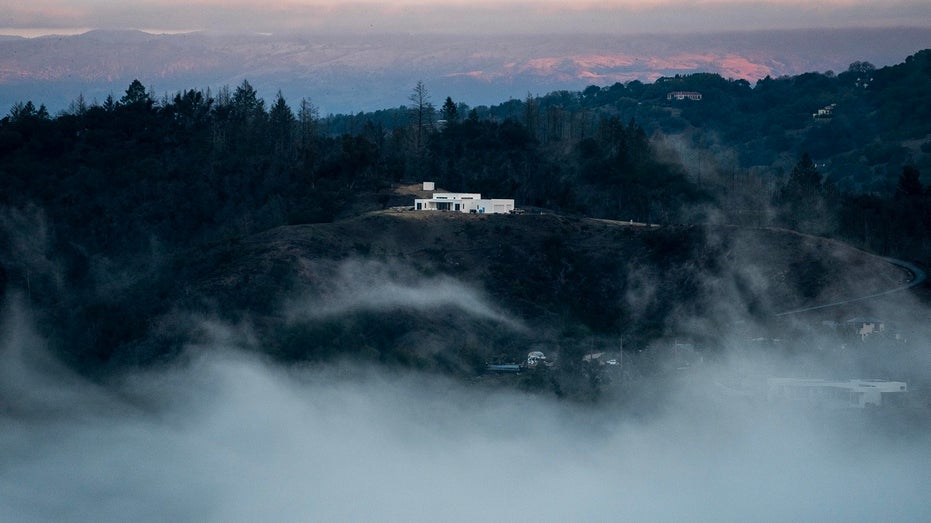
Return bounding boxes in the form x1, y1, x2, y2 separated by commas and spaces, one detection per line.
775, 257, 927, 317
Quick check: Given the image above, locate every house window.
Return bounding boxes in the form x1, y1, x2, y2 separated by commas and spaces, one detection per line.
416, 202, 422, 210
455, 203, 461, 211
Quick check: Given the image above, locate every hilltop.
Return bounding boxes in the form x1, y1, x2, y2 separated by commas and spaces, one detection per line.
82, 203, 901, 379
2, 57, 931, 393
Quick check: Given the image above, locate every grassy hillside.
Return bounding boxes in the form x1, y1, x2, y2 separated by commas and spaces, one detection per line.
2, 63, 929, 391
125, 203, 902, 375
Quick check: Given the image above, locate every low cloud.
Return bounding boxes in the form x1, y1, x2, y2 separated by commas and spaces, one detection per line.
285, 259, 525, 331
1, 293, 930, 521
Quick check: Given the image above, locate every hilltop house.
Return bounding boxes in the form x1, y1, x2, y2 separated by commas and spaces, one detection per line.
812, 103, 836, 119
414, 182, 515, 214
666, 91, 702, 101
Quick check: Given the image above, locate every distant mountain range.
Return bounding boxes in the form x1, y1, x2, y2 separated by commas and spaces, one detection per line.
2, 27, 930, 115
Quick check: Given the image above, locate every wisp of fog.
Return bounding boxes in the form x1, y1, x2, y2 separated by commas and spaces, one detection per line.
285, 259, 525, 330
1, 291, 930, 522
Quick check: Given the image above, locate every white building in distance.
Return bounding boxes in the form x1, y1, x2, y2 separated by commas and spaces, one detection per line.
666, 91, 702, 101
414, 186, 515, 214
767, 378, 906, 408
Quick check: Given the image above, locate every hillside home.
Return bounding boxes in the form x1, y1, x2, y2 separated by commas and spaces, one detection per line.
846, 317, 885, 341
414, 186, 515, 214
582, 352, 621, 366
666, 91, 702, 101
812, 103, 836, 119
767, 378, 906, 408
526, 351, 547, 367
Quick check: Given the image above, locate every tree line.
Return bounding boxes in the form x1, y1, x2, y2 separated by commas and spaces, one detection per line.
1, 58, 930, 371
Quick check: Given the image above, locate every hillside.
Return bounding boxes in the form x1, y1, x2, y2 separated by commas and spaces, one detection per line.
194, 209, 905, 315
2, 62, 930, 393
97, 206, 901, 376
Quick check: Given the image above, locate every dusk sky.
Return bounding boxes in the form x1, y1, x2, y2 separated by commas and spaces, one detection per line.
3, 1, 931, 37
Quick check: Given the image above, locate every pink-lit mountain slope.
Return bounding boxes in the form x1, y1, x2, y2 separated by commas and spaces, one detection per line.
1, 28, 930, 114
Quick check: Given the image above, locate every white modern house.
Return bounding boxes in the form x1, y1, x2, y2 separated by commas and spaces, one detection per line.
767, 378, 906, 408
666, 91, 702, 101
414, 184, 515, 214
812, 103, 837, 119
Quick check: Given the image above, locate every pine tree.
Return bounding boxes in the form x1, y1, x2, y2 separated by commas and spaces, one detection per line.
269, 91, 296, 154
440, 96, 458, 122
779, 153, 828, 232
895, 165, 922, 199
120, 79, 153, 109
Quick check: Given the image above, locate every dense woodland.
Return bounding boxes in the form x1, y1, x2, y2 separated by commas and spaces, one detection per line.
2, 49, 931, 378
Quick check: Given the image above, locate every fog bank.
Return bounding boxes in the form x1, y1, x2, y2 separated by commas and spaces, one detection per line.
1, 298, 929, 522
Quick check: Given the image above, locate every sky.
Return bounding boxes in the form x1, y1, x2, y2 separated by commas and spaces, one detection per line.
2, 0, 931, 37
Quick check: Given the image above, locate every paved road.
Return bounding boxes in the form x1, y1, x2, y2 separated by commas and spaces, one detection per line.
775, 257, 927, 317
540, 218, 926, 318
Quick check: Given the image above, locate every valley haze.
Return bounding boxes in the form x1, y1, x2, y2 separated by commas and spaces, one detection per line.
2, 27, 931, 114
2, 275, 931, 521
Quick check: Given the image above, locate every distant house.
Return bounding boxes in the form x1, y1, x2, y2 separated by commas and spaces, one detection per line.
767, 378, 906, 408
526, 351, 547, 367
666, 91, 702, 101
582, 352, 621, 366
846, 317, 885, 341
414, 185, 515, 214
812, 103, 836, 119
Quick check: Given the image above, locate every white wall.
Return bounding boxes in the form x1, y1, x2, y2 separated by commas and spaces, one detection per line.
414, 196, 515, 214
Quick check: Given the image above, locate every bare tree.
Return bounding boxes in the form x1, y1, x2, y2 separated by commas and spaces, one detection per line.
408, 80, 434, 152
67, 93, 89, 116
524, 92, 539, 141
298, 98, 320, 187
298, 97, 319, 148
